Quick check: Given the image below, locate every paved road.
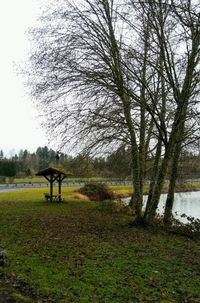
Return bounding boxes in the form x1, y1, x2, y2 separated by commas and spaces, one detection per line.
0, 181, 133, 192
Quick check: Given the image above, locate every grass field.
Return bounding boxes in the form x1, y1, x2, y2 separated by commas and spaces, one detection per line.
0, 187, 200, 302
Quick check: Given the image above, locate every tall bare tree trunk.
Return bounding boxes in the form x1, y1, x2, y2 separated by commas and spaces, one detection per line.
164, 128, 184, 224
163, 148, 180, 225
144, 139, 162, 219
131, 147, 143, 224
145, 150, 171, 224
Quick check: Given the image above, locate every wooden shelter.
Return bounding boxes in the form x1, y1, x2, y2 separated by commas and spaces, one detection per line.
36, 167, 69, 202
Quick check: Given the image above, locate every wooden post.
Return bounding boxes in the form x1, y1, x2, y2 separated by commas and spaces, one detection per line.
58, 174, 62, 202
50, 174, 53, 202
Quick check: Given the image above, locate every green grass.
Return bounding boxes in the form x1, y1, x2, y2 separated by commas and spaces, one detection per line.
0, 188, 200, 302
4, 177, 111, 184
109, 185, 133, 195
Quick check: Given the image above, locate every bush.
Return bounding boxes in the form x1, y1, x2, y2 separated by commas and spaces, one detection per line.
168, 214, 200, 238
79, 183, 114, 201
0, 176, 6, 184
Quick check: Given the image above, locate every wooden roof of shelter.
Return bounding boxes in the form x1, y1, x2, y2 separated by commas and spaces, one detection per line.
36, 167, 70, 177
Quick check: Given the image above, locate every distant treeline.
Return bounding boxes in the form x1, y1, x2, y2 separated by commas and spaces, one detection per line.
0, 146, 199, 179
0, 146, 132, 179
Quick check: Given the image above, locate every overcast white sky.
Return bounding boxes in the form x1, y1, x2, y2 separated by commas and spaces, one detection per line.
0, 1, 48, 157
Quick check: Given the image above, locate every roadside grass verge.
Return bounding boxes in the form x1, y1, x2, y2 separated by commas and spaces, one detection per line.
4, 177, 111, 184
0, 188, 200, 302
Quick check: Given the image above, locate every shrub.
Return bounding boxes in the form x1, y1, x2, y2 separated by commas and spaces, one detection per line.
168, 214, 200, 238
79, 183, 114, 201
0, 176, 6, 184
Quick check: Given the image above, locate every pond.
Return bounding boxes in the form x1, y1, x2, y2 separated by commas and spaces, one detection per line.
124, 191, 200, 223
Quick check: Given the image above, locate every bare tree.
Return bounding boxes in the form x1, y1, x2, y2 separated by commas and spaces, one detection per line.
27, 0, 155, 224
26, 0, 200, 225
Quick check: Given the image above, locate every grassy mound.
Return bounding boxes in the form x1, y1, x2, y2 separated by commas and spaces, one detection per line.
79, 183, 114, 201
